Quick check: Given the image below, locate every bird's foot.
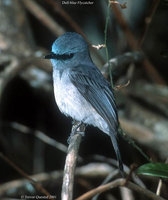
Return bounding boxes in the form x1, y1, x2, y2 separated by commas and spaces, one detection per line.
67, 121, 85, 144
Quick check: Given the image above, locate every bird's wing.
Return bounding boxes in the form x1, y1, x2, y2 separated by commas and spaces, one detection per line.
69, 65, 118, 134
69, 65, 123, 174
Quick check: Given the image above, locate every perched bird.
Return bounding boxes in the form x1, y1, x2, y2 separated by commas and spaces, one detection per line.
45, 32, 124, 175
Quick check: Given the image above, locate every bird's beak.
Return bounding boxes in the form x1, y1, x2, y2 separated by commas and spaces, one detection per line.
44, 52, 56, 59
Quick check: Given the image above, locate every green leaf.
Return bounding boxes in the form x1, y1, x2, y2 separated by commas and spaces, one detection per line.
137, 163, 168, 178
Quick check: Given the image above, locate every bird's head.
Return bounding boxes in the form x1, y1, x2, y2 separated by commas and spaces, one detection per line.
45, 32, 89, 67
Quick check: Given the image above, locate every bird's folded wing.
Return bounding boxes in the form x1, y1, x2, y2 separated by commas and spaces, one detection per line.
69, 66, 124, 174
69, 66, 118, 135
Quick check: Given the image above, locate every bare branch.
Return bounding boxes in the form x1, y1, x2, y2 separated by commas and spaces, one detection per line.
114, 80, 130, 91
110, 3, 165, 85
138, 0, 161, 47
101, 51, 144, 78
156, 179, 163, 196
110, 1, 127, 9
0, 153, 54, 200
0, 56, 51, 99
11, 122, 67, 153
61, 123, 85, 200
0, 163, 116, 197
76, 178, 166, 200
92, 44, 106, 50
22, 0, 65, 36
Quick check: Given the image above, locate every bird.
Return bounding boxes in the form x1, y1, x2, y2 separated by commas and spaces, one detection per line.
45, 32, 124, 176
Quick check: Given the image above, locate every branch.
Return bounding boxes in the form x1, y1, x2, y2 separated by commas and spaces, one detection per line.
10, 122, 67, 153
138, 0, 161, 47
22, 0, 65, 36
0, 55, 51, 100
0, 153, 54, 200
75, 178, 166, 200
92, 155, 146, 188
0, 163, 116, 197
61, 122, 85, 200
91, 169, 119, 200
101, 51, 144, 78
44, 0, 86, 38
110, 3, 165, 85
156, 179, 163, 196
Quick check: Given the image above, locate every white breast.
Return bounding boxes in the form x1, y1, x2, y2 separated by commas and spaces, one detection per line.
53, 69, 109, 134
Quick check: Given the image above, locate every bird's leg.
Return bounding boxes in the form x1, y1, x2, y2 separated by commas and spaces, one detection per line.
67, 121, 86, 144
71, 119, 76, 126
71, 121, 85, 136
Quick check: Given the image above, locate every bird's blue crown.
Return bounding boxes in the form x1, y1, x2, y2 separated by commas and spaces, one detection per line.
52, 32, 88, 55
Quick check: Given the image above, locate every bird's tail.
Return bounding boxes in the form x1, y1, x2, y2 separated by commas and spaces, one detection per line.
110, 132, 124, 177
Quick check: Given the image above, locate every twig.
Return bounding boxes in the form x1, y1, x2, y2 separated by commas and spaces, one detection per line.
104, 0, 113, 86
93, 155, 146, 189
0, 153, 54, 200
110, 3, 165, 85
44, 0, 85, 38
0, 163, 117, 197
124, 164, 137, 186
114, 80, 130, 91
92, 44, 106, 50
92, 169, 119, 200
109, 0, 127, 9
61, 123, 85, 200
76, 163, 116, 178
120, 187, 135, 200
0, 55, 51, 100
110, 2, 138, 49
75, 178, 166, 200
156, 179, 162, 196
138, 0, 161, 47
156, 158, 168, 196
11, 122, 67, 153
9, 122, 84, 162
0, 171, 62, 197
0, 56, 19, 98
22, 0, 65, 36
101, 51, 144, 78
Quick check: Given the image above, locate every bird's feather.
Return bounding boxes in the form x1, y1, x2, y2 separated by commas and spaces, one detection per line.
69, 65, 118, 132
69, 64, 123, 174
